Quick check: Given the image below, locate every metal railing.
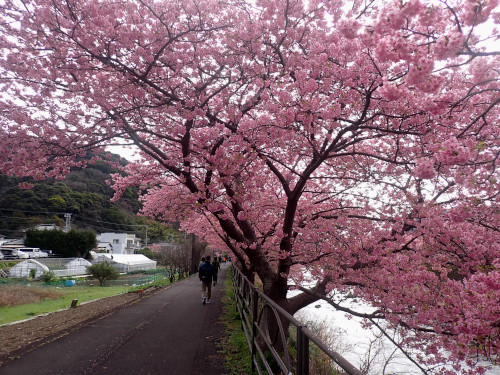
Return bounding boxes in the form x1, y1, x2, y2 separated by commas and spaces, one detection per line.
232, 265, 363, 375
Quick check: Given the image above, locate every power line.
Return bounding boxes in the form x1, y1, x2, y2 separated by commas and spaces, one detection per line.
0, 209, 170, 245
72, 216, 137, 227
79, 223, 139, 233
0, 208, 138, 227
0, 216, 138, 236
0, 215, 47, 220
0, 208, 67, 215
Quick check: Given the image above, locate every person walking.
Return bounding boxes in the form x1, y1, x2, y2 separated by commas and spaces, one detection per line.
211, 257, 220, 286
198, 256, 217, 305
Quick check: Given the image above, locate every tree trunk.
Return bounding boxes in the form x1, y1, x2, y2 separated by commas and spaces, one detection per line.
258, 272, 326, 354
260, 275, 291, 353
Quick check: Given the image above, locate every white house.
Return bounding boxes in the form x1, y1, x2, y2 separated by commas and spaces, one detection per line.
96, 233, 141, 254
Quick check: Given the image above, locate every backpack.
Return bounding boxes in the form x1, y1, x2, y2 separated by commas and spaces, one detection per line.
199, 263, 211, 281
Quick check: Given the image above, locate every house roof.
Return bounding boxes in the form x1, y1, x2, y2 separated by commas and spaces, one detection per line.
97, 242, 113, 248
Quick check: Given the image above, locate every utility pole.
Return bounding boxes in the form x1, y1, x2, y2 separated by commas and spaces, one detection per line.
129, 224, 148, 248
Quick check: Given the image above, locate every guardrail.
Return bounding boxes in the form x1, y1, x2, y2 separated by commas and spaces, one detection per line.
231, 265, 363, 375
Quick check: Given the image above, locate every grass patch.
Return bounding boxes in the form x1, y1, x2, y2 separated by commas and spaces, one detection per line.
130, 268, 188, 292
0, 285, 62, 307
0, 284, 128, 325
128, 274, 175, 293
219, 267, 253, 375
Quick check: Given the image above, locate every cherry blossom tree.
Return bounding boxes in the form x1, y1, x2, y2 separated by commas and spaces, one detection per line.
0, 0, 499, 373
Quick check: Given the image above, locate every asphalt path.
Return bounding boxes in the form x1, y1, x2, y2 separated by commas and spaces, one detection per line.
0, 263, 230, 375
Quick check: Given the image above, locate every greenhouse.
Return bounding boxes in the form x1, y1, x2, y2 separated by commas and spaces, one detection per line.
8, 258, 93, 278
38, 258, 92, 277
8, 259, 49, 278
92, 254, 157, 273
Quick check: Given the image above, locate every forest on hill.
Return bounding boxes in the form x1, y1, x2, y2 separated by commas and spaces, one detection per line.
0, 152, 175, 243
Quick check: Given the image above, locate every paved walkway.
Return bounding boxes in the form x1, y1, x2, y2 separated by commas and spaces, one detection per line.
0, 263, 230, 375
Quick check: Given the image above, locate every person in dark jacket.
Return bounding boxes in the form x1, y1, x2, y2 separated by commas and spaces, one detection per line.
198, 256, 217, 304
212, 257, 221, 285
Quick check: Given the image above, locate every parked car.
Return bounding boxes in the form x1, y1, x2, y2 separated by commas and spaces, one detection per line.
17, 248, 48, 258
11, 249, 29, 259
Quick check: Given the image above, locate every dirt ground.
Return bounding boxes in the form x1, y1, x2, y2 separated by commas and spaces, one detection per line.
0, 291, 142, 365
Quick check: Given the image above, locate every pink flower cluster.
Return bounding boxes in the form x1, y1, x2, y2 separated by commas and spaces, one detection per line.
435, 138, 472, 165
414, 158, 436, 179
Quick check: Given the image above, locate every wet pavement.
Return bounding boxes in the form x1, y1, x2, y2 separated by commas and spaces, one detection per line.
0, 264, 230, 375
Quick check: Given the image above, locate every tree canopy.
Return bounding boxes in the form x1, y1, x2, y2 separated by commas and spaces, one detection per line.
0, 1, 499, 373
86, 262, 120, 286
0, 152, 141, 237
25, 228, 97, 258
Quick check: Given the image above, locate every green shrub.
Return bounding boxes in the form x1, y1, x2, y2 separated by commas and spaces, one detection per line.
87, 262, 120, 286
40, 271, 57, 283
137, 247, 156, 259
0, 262, 18, 270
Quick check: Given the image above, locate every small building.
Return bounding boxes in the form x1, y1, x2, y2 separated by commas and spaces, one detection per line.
34, 224, 60, 231
96, 233, 141, 254
96, 242, 113, 253
8, 259, 49, 278
0, 238, 24, 247
93, 254, 156, 273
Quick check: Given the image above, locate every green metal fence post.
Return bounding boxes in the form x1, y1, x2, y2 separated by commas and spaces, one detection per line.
297, 326, 309, 375
251, 288, 258, 373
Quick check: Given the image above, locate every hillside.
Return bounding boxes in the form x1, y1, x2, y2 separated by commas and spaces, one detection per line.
0, 152, 166, 241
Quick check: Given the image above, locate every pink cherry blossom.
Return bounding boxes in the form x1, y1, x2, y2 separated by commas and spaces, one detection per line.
0, 1, 499, 373
414, 158, 437, 179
